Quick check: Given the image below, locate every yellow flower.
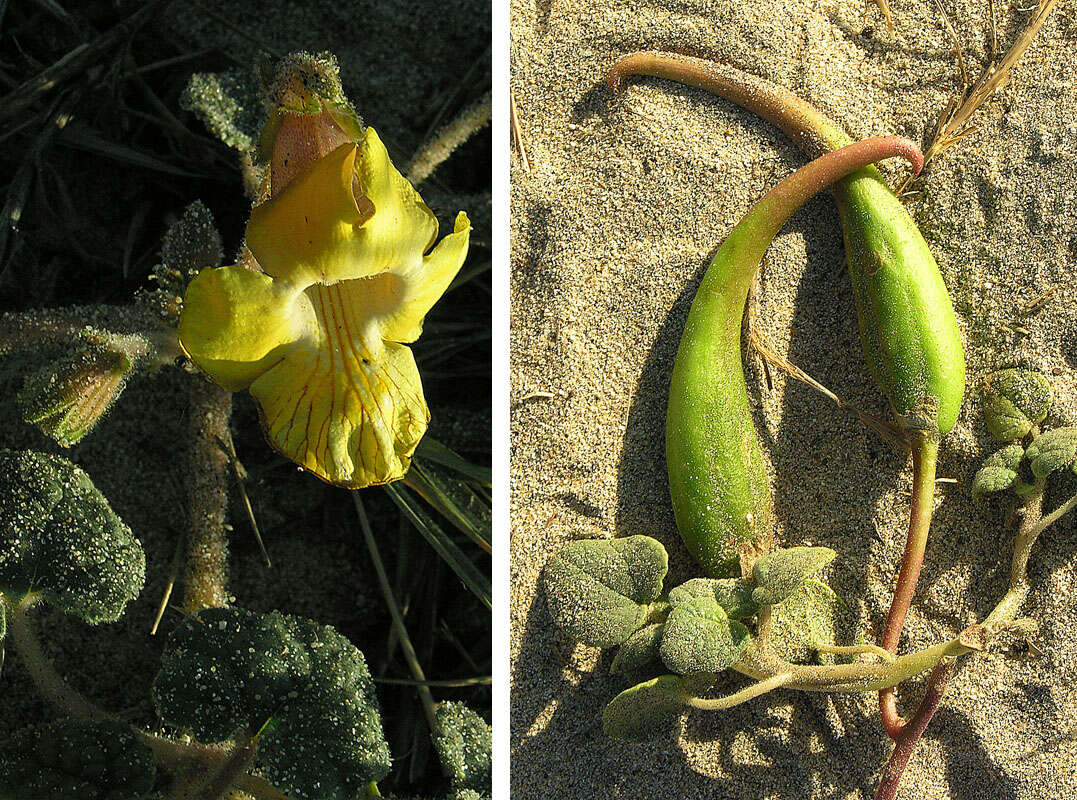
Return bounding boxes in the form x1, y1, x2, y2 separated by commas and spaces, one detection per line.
178, 127, 470, 488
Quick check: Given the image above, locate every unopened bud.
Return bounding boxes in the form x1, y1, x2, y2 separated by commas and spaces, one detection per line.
19, 336, 140, 447
256, 53, 365, 198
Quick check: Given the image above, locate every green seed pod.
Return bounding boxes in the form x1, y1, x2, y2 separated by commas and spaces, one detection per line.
836, 176, 965, 435
610, 54, 966, 437
664, 138, 922, 577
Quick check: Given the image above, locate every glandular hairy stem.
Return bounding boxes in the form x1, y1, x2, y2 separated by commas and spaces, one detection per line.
183, 375, 233, 613
4, 593, 108, 721
686, 672, 793, 710
732, 629, 979, 694
983, 476, 1046, 635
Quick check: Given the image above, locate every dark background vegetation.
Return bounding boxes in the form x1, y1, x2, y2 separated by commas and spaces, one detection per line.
0, 0, 491, 795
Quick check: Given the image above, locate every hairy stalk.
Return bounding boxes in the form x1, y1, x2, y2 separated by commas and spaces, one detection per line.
733, 627, 980, 693
0, 306, 181, 365
876, 461, 1075, 797
983, 476, 1047, 634
406, 92, 492, 186
4, 593, 108, 721
183, 375, 233, 612
817, 643, 895, 662
880, 435, 940, 737
137, 731, 293, 800
686, 672, 793, 710
200, 731, 260, 800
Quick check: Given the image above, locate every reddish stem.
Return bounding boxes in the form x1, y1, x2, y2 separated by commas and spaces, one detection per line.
608, 51, 853, 155
743, 135, 922, 247
879, 435, 939, 737
875, 659, 956, 800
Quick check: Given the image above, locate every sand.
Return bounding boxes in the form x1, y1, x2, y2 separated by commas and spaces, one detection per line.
510, 2, 1077, 798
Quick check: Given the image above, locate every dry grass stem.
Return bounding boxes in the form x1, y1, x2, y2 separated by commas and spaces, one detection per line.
875, 0, 895, 37
510, 86, 531, 171
900, 0, 1057, 193
747, 325, 909, 451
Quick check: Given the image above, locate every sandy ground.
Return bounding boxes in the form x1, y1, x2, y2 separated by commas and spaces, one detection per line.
510, 2, 1077, 798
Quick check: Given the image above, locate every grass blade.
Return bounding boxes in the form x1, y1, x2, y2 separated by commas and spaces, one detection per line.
415, 436, 491, 487
404, 460, 491, 553
383, 483, 490, 610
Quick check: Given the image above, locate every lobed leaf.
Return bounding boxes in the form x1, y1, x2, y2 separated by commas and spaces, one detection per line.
431, 702, 491, 793
668, 577, 758, 619
751, 546, 836, 606
659, 595, 750, 676
543, 536, 668, 648
153, 607, 390, 800
972, 443, 1026, 497
610, 622, 665, 678
768, 580, 854, 664
0, 450, 144, 624
0, 720, 157, 800
982, 369, 1053, 442
1025, 427, 1077, 478
602, 675, 688, 741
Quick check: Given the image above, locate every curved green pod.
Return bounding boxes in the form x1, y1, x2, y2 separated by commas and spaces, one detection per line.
665, 137, 923, 577
610, 53, 965, 436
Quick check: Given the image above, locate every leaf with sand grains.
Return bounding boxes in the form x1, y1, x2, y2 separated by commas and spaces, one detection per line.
602, 674, 690, 741
972, 443, 1028, 498
668, 576, 759, 620
659, 595, 750, 676
0, 450, 145, 624
431, 701, 491, 795
610, 622, 665, 678
982, 368, 1053, 442
751, 546, 836, 606
768, 580, 854, 665
543, 536, 668, 648
1025, 427, 1077, 478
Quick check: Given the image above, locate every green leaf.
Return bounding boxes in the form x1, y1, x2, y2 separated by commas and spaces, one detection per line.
154, 607, 390, 799
751, 546, 836, 606
982, 369, 1053, 442
543, 536, 668, 648
768, 580, 854, 664
602, 675, 688, 741
972, 443, 1026, 497
431, 702, 491, 793
668, 577, 758, 619
0, 450, 145, 624
0, 720, 157, 800
181, 70, 263, 152
1026, 427, 1077, 478
659, 595, 750, 676
610, 622, 665, 678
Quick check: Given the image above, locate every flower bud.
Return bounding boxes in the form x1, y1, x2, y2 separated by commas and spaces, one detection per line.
19, 336, 138, 447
